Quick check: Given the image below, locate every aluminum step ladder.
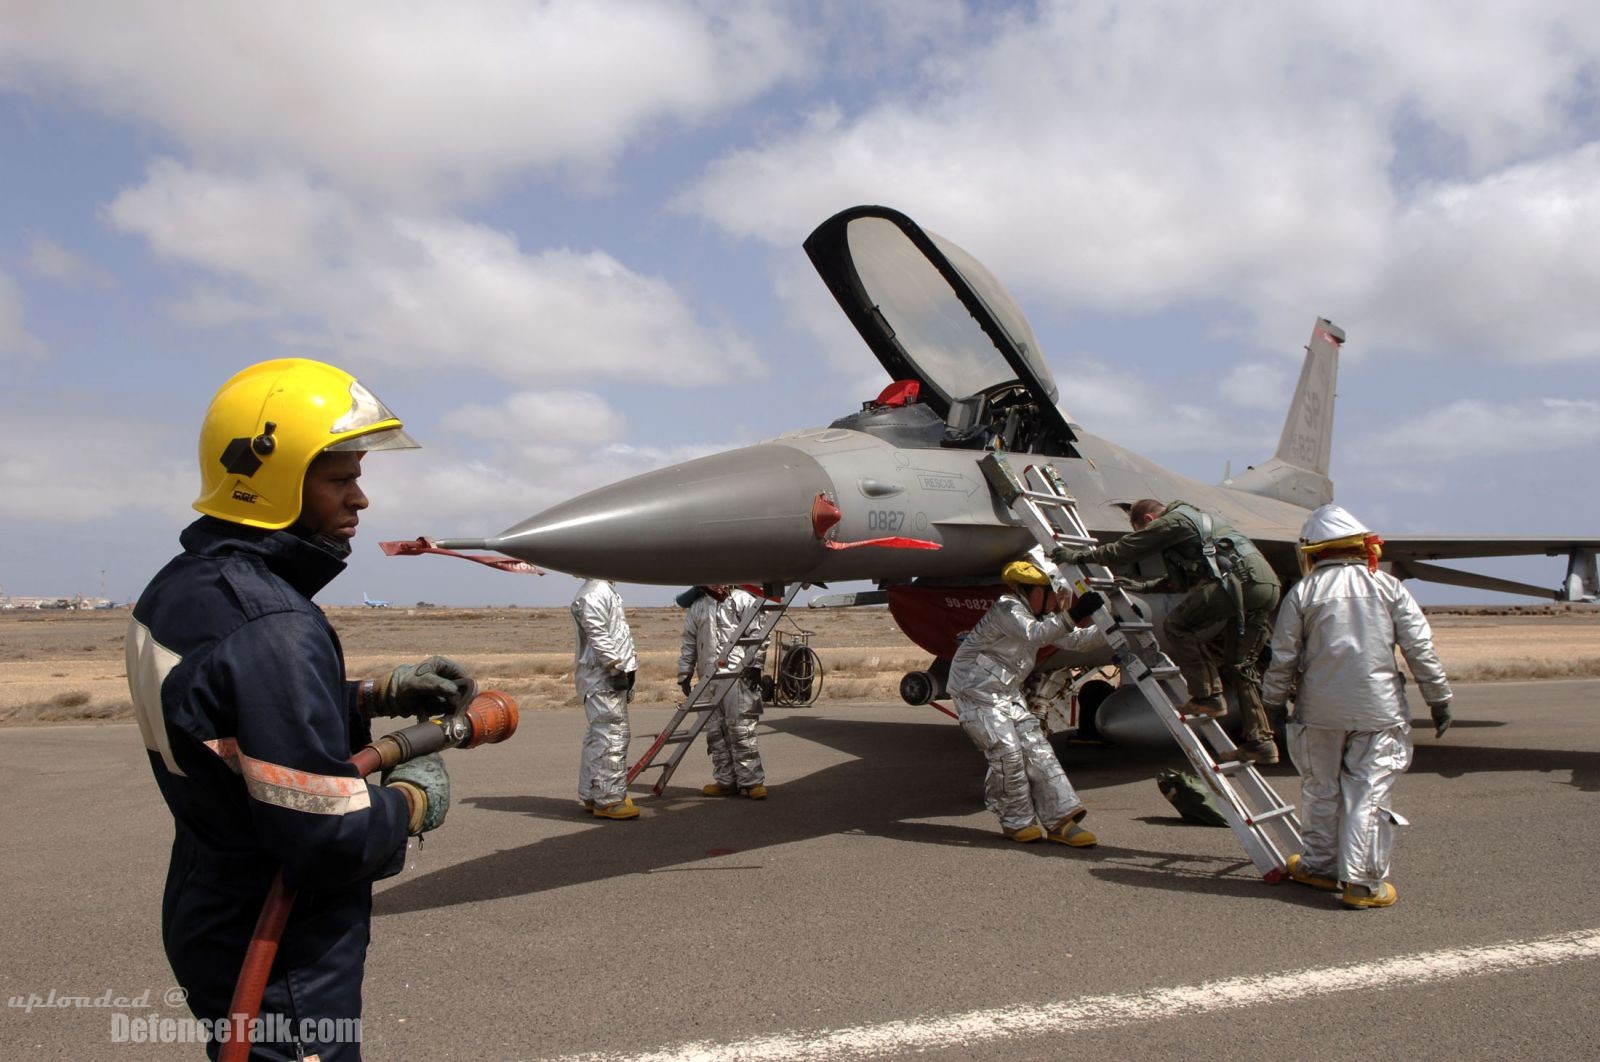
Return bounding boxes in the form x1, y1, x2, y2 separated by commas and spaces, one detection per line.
626, 583, 802, 796
978, 453, 1301, 882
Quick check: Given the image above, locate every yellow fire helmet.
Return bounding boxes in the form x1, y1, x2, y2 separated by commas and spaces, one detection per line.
1001, 560, 1052, 588
193, 358, 419, 529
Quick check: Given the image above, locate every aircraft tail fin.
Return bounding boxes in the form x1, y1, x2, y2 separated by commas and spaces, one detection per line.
1225, 318, 1342, 510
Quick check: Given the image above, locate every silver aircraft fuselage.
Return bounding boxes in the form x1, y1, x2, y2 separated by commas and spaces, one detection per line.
473, 425, 1313, 588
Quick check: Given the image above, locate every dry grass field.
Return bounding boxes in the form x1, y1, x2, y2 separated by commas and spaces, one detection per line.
2, 604, 1597, 726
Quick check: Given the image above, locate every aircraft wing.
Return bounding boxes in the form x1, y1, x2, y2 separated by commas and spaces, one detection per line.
1382, 536, 1600, 601
1383, 536, 1600, 561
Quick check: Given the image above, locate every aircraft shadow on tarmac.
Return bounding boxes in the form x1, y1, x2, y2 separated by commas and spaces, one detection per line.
373, 712, 1599, 916
1405, 741, 1600, 790
375, 713, 1246, 915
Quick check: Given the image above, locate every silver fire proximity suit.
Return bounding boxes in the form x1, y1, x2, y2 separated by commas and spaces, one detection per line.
572, 579, 637, 807
679, 588, 767, 789
947, 592, 1107, 832
1262, 560, 1451, 890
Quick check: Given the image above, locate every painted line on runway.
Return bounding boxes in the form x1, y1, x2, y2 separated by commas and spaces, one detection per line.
559, 928, 1600, 1061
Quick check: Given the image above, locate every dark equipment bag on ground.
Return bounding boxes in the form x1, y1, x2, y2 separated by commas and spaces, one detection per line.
1156, 768, 1229, 827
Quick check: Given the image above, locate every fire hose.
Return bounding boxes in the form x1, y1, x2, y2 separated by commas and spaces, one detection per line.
218, 690, 518, 1062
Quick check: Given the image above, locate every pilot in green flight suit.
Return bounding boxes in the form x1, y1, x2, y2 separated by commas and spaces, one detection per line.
1055, 498, 1282, 764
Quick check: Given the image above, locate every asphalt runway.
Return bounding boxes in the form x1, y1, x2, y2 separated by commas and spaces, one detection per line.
5, 680, 1598, 1060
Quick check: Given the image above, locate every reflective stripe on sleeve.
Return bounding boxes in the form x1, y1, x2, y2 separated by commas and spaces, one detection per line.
240, 754, 371, 816
125, 618, 184, 776
202, 737, 242, 774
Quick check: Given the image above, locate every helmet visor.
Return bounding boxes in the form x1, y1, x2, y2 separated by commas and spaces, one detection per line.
325, 425, 420, 452
323, 379, 421, 452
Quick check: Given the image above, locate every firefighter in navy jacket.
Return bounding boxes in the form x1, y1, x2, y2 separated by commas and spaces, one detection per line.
126, 359, 472, 1060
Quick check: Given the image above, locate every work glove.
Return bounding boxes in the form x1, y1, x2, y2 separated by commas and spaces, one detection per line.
678, 676, 693, 697
1050, 545, 1095, 566
1066, 590, 1104, 623
606, 669, 635, 693
384, 753, 450, 835
1429, 701, 1452, 738
380, 656, 477, 718
742, 666, 762, 691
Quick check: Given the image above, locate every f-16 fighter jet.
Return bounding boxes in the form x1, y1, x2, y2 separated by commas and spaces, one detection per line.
436, 206, 1598, 744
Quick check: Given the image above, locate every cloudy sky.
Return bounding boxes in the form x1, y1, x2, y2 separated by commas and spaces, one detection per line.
2, 0, 1597, 609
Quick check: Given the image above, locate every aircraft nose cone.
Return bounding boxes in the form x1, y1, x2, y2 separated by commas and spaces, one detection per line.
485, 443, 834, 584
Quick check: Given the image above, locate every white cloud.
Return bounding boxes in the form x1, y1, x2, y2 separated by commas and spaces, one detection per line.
1061, 356, 1274, 459
105, 160, 762, 384
25, 235, 115, 288
439, 390, 628, 447
0, 0, 806, 204
0, 271, 46, 359
769, 251, 871, 376
1364, 145, 1600, 361
1317, 2, 1600, 171
0, 413, 189, 520
1354, 397, 1600, 464
1217, 359, 1295, 413
679, 1, 1600, 361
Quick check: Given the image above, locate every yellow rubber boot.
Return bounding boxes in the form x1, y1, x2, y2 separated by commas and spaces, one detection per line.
593, 797, 639, 820
1341, 882, 1397, 909
1287, 854, 1339, 891
1003, 823, 1044, 843
1046, 820, 1097, 847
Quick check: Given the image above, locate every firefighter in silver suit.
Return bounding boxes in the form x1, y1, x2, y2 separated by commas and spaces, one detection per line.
1262, 505, 1452, 909
679, 585, 768, 798
947, 561, 1106, 846
572, 578, 639, 820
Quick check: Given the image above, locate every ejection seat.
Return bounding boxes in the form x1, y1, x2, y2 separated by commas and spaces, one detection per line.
940, 393, 996, 449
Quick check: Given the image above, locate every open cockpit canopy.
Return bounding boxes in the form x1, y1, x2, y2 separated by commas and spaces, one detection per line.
805, 205, 1076, 455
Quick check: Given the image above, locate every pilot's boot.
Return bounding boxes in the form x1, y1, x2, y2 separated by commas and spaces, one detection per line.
702, 783, 737, 797
593, 797, 639, 820
744, 785, 768, 800
1341, 882, 1398, 909
1216, 738, 1280, 766
1178, 695, 1226, 719
1002, 823, 1044, 843
1286, 854, 1339, 892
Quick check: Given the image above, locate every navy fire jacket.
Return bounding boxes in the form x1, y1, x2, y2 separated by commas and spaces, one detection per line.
127, 517, 410, 1058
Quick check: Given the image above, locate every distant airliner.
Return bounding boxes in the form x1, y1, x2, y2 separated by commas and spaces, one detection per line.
362, 592, 391, 609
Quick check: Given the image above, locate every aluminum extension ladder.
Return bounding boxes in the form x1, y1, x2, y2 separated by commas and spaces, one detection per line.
978, 453, 1302, 882
626, 583, 802, 796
